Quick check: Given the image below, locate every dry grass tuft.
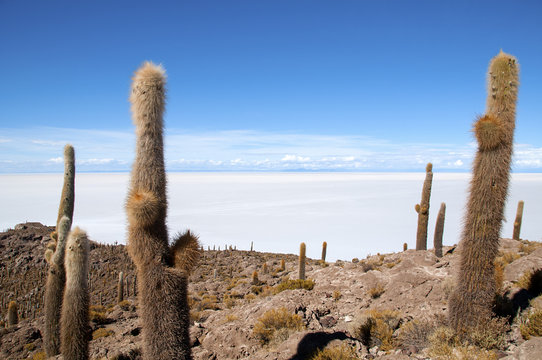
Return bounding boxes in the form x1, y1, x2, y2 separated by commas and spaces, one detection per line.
92, 327, 115, 340
351, 309, 401, 351
273, 278, 315, 294
520, 309, 542, 339
368, 283, 385, 299
308, 343, 358, 360
253, 307, 305, 345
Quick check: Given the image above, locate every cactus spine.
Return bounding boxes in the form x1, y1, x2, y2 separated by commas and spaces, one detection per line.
449, 51, 519, 332
415, 163, 433, 250
117, 272, 124, 304
299, 242, 306, 280
7, 301, 18, 327
321, 241, 327, 262
60, 228, 90, 360
125, 62, 193, 360
434, 203, 446, 258
513, 200, 524, 240
44, 216, 71, 356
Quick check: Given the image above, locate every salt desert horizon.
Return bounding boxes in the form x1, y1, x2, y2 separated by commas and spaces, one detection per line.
2, 172, 541, 262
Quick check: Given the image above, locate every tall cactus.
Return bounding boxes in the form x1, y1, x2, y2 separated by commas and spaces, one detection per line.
44, 145, 75, 356
44, 216, 71, 356
449, 51, 519, 332
513, 200, 524, 240
321, 241, 327, 263
125, 62, 193, 360
60, 228, 90, 360
434, 203, 446, 258
299, 242, 306, 280
415, 163, 433, 250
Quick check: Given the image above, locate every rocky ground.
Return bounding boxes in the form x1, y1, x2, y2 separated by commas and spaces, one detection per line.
1, 222, 542, 359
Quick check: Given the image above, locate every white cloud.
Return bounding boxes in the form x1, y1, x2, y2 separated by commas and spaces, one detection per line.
1, 127, 541, 173
79, 158, 115, 165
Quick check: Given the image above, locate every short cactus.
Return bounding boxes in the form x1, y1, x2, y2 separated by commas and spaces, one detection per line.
403, 243, 408, 251
117, 272, 124, 304
321, 241, 327, 262
449, 51, 519, 332
434, 203, 446, 258
8, 301, 18, 327
299, 242, 306, 280
513, 200, 524, 240
251, 271, 259, 285
279, 259, 285, 272
415, 163, 433, 250
60, 227, 90, 360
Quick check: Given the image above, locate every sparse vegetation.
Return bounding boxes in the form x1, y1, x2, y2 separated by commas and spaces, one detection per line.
253, 307, 304, 345
92, 327, 115, 340
308, 343, 358, 360
368, 283, 385, 298
273, 278, 315, 294
351, 309, 401, 351
520, 309, 542, 339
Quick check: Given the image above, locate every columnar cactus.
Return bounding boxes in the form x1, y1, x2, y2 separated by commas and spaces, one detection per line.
403, 243, 408, 251
251, 271, 259, 285
279, 259, 285, 271
117, 272, 124, 304
8, 301, 18, 327
44, 216, 71, 356
449, 51, 519, 332
60, 228, 90, 360
299, 242, 306, 280
321, 241, 327, 262
56, 145, 75, 230
415, 163, 433, 250
513, 200, 524, 240
434, 203, 446, 258
125, 62, 193, 360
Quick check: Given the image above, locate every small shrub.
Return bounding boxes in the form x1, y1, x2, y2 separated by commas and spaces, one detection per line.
352, 258, 359, 263
368, 283, 385, 299
520, 309, 542, 339
89, 305, 108, 324
223, 314, 238, 323
398, 319, 435, 349
308, 343, 358, 360
468, 317, 509, 350
224, 294, 236, 309
32, 352, 46, 360
273, 279, 315, 294
24, 343, 36, 351
497, 251, 520, 265
333, 290, 342, 301
253, 307, 305, 345
515, 268, 539, 290
519, 240, 542, 255
92, 327, 115, 340
351, 309, 401, 351
118, 300, 131, 311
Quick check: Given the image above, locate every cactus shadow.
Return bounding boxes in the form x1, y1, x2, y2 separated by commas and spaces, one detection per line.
495, 268, 542, 321
287, 331, 350, 360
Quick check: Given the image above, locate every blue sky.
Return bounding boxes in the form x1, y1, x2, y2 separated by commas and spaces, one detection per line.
1, 0, 541, 173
